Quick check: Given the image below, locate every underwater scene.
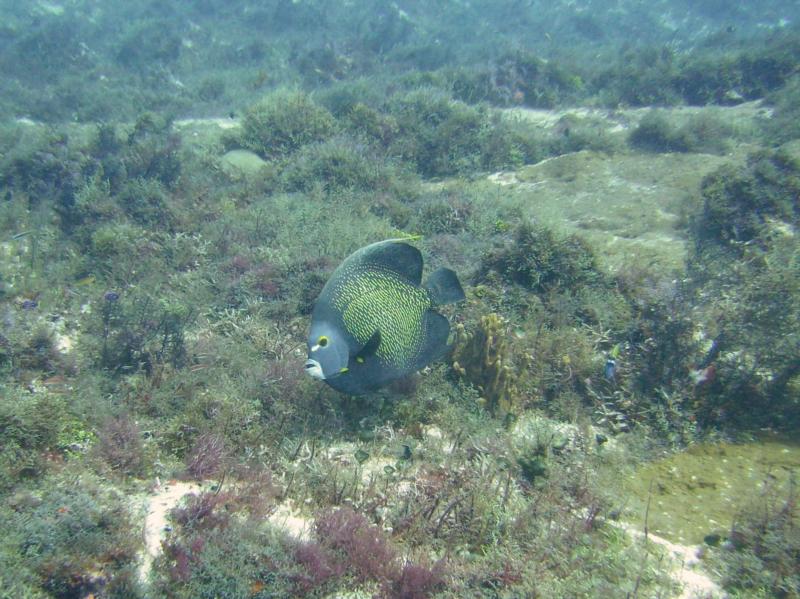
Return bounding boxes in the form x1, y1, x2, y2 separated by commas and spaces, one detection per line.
1, 0, 799, 597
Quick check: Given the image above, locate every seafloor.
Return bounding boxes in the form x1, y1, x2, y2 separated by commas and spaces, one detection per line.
1, 1, 799, 598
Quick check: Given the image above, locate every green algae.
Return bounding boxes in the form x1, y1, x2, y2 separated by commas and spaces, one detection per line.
620, 437, 800, 545
509, 150, 732, 273
220, 149, 269, 179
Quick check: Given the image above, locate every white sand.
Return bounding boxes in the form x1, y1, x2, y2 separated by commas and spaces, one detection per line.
617, 522, 725, 599
138, 480, 201, 585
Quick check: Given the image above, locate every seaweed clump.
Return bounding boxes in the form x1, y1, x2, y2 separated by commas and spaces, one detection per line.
688, 149, 800, 430
236, 89, 336, 159
0, 472, 141, 597
479, 221, 601, 293
717, 479, 800, 597
280, 136, 388, 193
629, 111, 690, 153
696, 149, 800, 247
629, 110, 735, 154
762, 74, 800, 144
387, 87, 541, 177
450, 50, 583, 108
452, 313, 520, 417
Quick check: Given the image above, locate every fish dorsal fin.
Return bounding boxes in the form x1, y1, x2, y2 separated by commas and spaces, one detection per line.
354, 330, 381, 364
357, 240, 423, 285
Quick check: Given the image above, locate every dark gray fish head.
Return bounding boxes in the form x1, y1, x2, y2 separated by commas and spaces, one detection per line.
305, 321, 349, 380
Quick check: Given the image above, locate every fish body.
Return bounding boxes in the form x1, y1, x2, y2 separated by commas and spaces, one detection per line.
305, 240, 464, 395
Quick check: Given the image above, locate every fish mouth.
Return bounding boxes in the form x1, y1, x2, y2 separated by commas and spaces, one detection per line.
304, 359, 325, 380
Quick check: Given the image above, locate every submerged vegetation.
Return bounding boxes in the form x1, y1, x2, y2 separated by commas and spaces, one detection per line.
1, 0, 800, 597
688, 150, 800, 430
0, 0, 799, 123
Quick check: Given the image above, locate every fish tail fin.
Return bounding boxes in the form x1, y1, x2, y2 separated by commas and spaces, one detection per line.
425, 267, 465, 306
415, 311, 452, 369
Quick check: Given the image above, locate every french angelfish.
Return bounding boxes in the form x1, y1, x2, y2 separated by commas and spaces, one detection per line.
304, 239, 465, 395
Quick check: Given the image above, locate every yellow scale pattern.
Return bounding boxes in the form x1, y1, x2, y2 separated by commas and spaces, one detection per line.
331, 265, 430, 368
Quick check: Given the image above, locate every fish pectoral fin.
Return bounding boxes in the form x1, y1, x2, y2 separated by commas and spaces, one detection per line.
354, 330, 381, 363
326, 366, 349, 379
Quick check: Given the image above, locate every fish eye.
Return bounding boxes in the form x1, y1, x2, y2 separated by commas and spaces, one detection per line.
318, 335, 328, 347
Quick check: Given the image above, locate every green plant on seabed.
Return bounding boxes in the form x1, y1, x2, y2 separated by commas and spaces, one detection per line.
452, 313, 520, 417
236, 89, 336, 160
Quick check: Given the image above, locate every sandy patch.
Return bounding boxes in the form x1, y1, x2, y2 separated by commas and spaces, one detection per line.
617, 522, 725, 599
269, 501, 313, 541
138, 480, 202, 585
137, 478, 316, 586
173, 117, 241, 130
504, 100, 766, 133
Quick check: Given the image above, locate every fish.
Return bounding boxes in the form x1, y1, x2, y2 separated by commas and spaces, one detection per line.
20, 298, 38, 310
603, 358, 616, 381
305, 239, 465, 395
